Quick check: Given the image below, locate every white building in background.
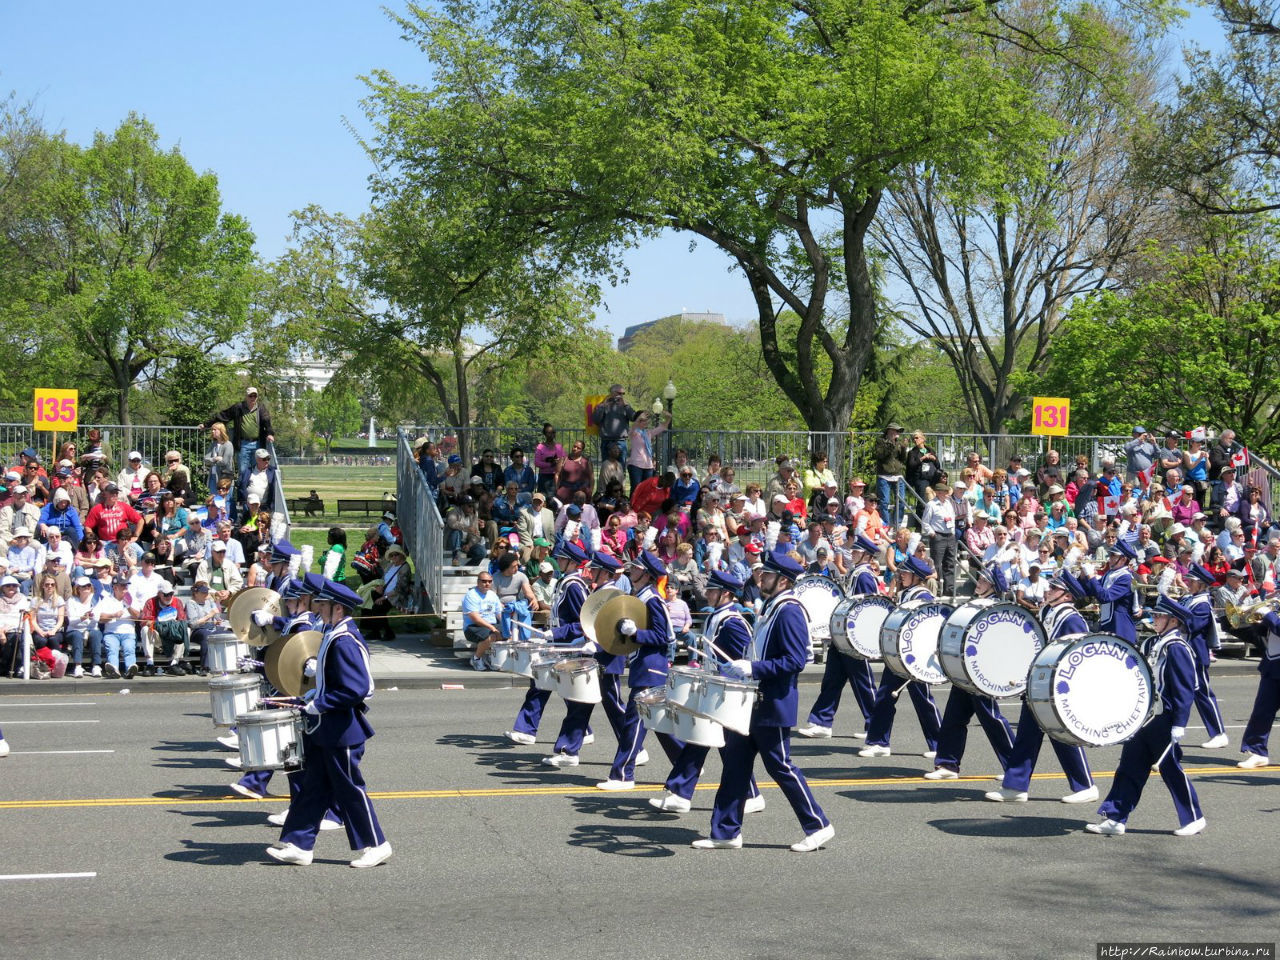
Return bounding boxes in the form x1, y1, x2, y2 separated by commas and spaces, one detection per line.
275, 355, 342, 402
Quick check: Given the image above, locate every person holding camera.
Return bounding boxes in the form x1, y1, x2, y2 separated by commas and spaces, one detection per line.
591, 384, 639, 472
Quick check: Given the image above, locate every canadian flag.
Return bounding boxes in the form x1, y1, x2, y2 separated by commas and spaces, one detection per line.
1185, 426, 1207, 442
1136, 465, 1155, 488
1231, 447, 1250, 470
1101, 494, 1120, 516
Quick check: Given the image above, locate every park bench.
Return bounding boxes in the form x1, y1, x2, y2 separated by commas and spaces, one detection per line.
287, 496, 325, 517
337, 498, 397, 517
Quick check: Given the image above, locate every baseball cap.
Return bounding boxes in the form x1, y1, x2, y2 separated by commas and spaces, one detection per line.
103, 481, 120, 493
255, 448, 270, 459
158, 581, 175, 593
247, 386, 259, 395
538, 561, 555, 574
12, 484, 27, 495
128, 451, 142, 461
74, 576, 92, 588
0, 575, 17, 587
211, 541, 227, 552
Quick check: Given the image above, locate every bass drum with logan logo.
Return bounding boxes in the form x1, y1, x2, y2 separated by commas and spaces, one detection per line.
1025, 633, 1154, 747
939, 599, 1046, 699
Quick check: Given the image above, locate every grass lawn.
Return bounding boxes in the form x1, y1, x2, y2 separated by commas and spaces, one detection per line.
280, 462, 399, 525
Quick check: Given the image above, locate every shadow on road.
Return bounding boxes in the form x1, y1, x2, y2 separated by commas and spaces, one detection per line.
567, 821, 699, 858
170, 807, 276, 829
164, 839, 277, 867
569, 794, 688, 822
835, 786, 970, 804
153, 738, 226, 754
927, 815, 1081, 838
437, 733, 519, 750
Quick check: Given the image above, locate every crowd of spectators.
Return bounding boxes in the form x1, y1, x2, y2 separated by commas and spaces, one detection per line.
416, 418, 1274, 664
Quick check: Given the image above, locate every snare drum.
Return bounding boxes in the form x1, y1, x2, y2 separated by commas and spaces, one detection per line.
636, 687, 676, 737
1026, 633, 1154, 747
208, 673, 263, 727
794, 575, 844, 641
829, 595, 894, 660
665, 665, 706, 708
487, 639, 520, 674
235, 708, 304, 771
880, 599, 955, 685
939, 600, 1046, 699
694, 673, 758, 735
668, 701, 725, 748
205, 630, 249, 675
553, 656, 602, 704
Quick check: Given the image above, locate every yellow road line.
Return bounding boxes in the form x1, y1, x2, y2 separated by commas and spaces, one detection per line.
0, 765, 1264, 810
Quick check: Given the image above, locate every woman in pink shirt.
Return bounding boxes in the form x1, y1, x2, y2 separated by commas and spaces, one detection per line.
1170, 484, 1201, 526
533, 423, 564, 500
626, 410, 670, 491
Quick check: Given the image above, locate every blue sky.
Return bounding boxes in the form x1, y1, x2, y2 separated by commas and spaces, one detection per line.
1, 1, 1225, 341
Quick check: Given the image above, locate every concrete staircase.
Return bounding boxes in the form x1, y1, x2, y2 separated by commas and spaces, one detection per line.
439, 559, 485, 658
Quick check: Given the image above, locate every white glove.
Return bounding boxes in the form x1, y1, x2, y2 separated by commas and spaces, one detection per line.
578, 640, 599, 655
1080, 562, 1096, 578
618, 618, 637, 636
728, 659, 753, 679
303, 657, 317, 678
252, 609, 272, 627
302, 700, 320, 716
1171, 726, 1185, 742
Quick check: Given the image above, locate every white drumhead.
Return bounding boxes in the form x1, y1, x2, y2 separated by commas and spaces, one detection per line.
956, 603, 1044, 698
844, 595, 893, 660
1032, 636, 1153, 746
794, 575, 843, 640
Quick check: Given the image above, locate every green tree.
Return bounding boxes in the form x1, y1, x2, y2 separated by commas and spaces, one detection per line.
361, 0, 1169, 432
1034, 217, 1280, 451
310, 381, 364, 455
2, 113, 257, 425
163, 350, 235, 427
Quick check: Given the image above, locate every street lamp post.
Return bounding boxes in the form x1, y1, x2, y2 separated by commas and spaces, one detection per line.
662, 379, 677, 471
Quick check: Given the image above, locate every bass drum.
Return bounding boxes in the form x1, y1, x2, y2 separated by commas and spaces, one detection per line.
1026, 633, 1154, 747
880, 599, 955, 685
939, 600, 1046, 699
829, 595, 893, 660
793, 575, 844, 642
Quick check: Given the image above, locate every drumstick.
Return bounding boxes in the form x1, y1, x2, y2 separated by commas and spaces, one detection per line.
512, 621, 552, 640
1151, 740, 1175, 772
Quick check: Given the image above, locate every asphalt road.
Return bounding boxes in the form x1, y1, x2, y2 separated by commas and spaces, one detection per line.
1, 675, 1277, 960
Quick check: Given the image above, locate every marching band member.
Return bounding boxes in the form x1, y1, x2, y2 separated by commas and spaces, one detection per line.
986, 572, 1096, 803
541, 551, 633, 767
923, 564, 1015, 780
1180, 564, 1229, 749
267, 578, 392, 867
264, 541, 298, 591
504, 541, 590, 745
650, 569, 764, 814
1238, 601, 1280, 769
1086, 595, 1205, 837
796, 534, 881, 740
693, 550, 833, 851
597, 550, 682, 790
858, 555, 942, 759
1062, 541, 1139, 642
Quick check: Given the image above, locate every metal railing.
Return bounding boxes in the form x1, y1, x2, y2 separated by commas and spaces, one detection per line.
397, 428, 443, 615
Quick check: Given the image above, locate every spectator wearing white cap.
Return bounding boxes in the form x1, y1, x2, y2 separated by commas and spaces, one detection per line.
0, 575, 30, 672
0, 484, 41, 550
922, 481, 960, 595
201, 386, 275, 489
38, 486, 84, 546
196, 540, 244, 604
237, 448, 277, 525
114, 450, 148, 503
65, 576, 103, 677
6, 528, 38, 594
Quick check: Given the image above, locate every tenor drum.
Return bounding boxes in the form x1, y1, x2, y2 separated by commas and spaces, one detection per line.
665, 665, 706, 708
880, 599, 955, 685
553, 657, 602, 704
531, 651, 574, 692
1026, 633, 1154, 747
235, 708, 304, 771
829, 595, 894, 660
694, 673, 757, 736
208, 673, 263, 728
637, 687, 676, 737
507, 641, 547, 678
939, 600, 1046, 699
205, 630, 249, 675
669, 701, 726, 748
794, 575, 844, 641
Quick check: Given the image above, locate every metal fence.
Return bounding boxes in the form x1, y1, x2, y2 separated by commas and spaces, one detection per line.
397, 428, 443, 615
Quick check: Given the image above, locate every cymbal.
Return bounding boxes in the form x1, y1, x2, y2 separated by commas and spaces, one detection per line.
579, 587, 622, 644
267, 630, 322, 698
593, 594, 647, 657
263, 632, 293, 693
228, 587, 281, 643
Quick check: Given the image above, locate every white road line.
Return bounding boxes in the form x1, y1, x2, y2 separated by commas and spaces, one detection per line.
0, 872, 97, 882
0, 719, 100, 725
0, 702, 96, 707
10, 750, 115, 756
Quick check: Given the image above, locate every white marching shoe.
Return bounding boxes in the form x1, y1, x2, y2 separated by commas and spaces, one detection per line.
1238, 753, 1269, 769
1173, 817, 1206, 837
229, 782, 263, 800
265, 843, 313, 865
790, 824, 835, 853
648, 792, 691, 813
1061, 785, 1099, 804
216, 733, 240, 750
922, 750, 937, 759
923, 767, 958, 780
596, 779, 635, 791
796, 724, 832, 739
692, 835, 742, 850
635, 749, 650, 766
1085, 819, 1125, 836
267, 811, 288, 826
985, 787, 1029, 803
583, 732, 595, 745
0, 738, 9, 758
504, 730, 536, 745
350, 841, 393, 868
542, 753, 580, 768
744, 794, 766, 814
1200, 734, 1229, 749
858, 745, 890, 758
